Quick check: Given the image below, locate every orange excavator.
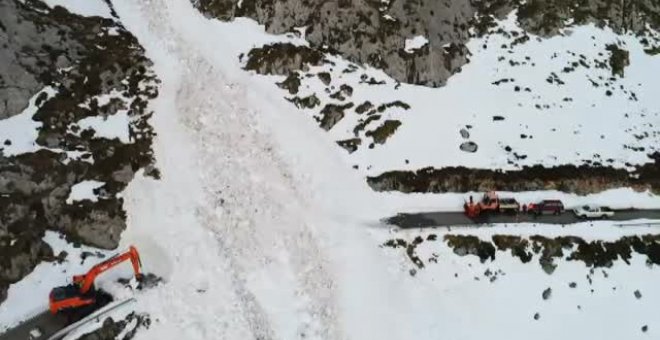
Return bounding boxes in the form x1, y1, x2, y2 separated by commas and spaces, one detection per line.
49, 246, 142, 315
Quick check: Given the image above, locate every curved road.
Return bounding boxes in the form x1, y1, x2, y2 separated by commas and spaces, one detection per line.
386, 209, 660, 229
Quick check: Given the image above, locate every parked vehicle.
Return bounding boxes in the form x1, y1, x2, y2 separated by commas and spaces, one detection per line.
528, 200, 564, 215
498, 198, 521, 213
573, 205, 614, 219
464, 192, 520, 217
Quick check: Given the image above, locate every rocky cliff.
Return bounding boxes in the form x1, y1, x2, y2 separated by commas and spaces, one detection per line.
196, 0, 660, 87
0, 0, 158, 303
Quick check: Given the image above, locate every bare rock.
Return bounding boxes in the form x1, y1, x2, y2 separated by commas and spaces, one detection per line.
277, 72, 301, 94
288, 94, 320, 109
317, 72, 331, 86
542, 287, 552, 300
337, 138, 362, 153
459, 128, 470, 139
355, 101, 374, 114
319, 103, 353, 130
244, 43, 325, 76
459, 141, 478, 153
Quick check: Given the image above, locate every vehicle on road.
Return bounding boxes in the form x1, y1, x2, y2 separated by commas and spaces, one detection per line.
49, 246, 142, 316
528, 200, 565, 215
573, 205, 615, 219
498, 198, 521, 213
464, 192, 520, 217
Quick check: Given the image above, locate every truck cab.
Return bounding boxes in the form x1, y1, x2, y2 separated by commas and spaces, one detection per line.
573, 205, 614, 219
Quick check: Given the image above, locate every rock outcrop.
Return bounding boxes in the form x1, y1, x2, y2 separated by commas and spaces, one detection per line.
197, 0, 660, 87
367, 154, 660, 194
78, 313, 150, 340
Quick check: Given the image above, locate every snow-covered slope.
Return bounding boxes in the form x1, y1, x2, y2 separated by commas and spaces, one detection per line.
2, 0, 660, 339
247, 12, 660, 176
112, 0, 395, 338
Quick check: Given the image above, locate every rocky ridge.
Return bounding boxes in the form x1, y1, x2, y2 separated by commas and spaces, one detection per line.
367, 154, 660, 194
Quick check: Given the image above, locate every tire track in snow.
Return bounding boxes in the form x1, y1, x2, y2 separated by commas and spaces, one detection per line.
179, 59, 342, 340
177, 67, 278, 340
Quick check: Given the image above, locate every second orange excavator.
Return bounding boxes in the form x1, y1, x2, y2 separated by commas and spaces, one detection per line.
49, 245, 142, 315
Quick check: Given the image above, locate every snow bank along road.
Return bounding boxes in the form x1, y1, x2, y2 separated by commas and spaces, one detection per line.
389, 210, 660, 228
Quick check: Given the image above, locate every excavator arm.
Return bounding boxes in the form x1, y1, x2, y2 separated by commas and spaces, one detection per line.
73, 245, 142, 294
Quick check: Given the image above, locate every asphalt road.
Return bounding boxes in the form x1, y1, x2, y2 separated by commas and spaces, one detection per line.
387, 209, 660, 229
0, 312, 67, 340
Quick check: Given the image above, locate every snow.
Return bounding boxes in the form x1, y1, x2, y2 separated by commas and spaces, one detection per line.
66, 180, 105, 204
404, 35, 429, 53
0, 232, 119, 332
4, 1, 660, 339
378, 224, 660, 340
76, 111, 131, 143
41, 0, 113, 18
277, 11, 660, 176
0, 87, 57, 157
0, 86, 96, 162
382, 14, 396, 21
97, 1, 660, 339
93, 1, 660, 339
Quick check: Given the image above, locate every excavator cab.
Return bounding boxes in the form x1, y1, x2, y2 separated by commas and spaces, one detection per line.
49, 285, 96, 315
49, 246, 142, 315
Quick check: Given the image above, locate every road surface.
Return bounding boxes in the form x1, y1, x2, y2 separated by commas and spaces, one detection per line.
386, 209, 660, 228
0, 312, 67, 340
